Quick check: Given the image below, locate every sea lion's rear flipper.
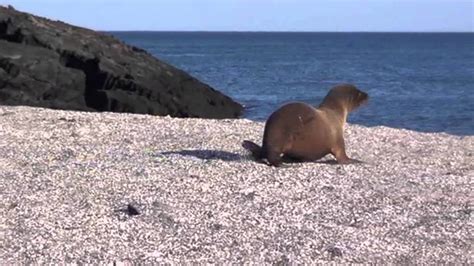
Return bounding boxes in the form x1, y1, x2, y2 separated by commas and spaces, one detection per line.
242, 140, 262, 160
266, 151, 283, 167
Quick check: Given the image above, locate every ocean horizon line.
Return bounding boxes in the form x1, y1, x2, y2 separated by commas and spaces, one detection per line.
104, 30, 474, 34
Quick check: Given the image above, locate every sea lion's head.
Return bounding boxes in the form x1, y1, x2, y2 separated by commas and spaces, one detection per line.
320, 84, 369, 112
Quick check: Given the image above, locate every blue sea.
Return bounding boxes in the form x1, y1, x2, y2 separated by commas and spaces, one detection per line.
111, 32, 474, 135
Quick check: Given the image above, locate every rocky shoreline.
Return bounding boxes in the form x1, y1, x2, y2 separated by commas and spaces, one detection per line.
0, 6, 242, 118
0, 105, 472, 263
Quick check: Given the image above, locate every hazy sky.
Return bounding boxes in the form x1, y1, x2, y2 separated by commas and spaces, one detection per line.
3, 0, 473, 32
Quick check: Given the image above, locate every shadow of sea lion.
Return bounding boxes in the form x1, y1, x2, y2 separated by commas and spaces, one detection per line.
159, 150, 243, 162
159, 150, 347, 165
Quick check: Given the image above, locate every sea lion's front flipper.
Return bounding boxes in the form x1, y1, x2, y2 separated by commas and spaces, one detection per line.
331, 137, 364, 164
335, 156, 365, 164
347, 158, 365, 164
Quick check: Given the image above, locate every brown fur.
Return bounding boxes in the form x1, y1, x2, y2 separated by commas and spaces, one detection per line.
242, 84, 369, 166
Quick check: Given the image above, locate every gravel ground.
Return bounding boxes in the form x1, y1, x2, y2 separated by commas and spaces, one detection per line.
0, 105, 472, 264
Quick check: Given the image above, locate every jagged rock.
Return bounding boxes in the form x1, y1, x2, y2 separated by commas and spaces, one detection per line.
0, 6, 243, 118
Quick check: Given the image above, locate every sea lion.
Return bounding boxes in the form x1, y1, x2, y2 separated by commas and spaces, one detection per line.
242, 84, 368, 166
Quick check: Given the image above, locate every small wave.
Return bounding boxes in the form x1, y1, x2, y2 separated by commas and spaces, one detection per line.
164, 53, 208, 57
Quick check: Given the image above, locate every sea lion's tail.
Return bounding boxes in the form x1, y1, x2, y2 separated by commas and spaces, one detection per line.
242, 140, 262, 160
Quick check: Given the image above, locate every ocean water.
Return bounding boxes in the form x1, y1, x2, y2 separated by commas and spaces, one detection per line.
111, 32, 474, 135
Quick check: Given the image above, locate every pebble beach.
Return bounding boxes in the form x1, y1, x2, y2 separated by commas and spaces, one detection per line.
0, 105, 472, 263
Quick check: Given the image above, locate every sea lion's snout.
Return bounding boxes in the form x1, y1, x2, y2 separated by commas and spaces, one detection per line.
349, 88, 369, 111
358, 90, 369, 104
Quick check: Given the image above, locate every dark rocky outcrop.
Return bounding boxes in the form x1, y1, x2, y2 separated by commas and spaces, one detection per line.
0, 6, 243, 118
